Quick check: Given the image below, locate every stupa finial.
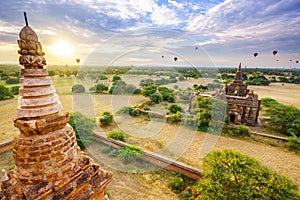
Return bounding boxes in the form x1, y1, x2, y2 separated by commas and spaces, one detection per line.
24, 12, 28, 26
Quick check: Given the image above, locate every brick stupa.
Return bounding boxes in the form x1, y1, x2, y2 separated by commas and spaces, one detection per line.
0, 15, 112, 200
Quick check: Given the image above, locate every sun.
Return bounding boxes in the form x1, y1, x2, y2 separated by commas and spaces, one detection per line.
50, 41, 74, 57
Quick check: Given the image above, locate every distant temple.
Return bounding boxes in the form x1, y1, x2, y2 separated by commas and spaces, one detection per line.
0, 14, 112, 200
215, 63, 260, 125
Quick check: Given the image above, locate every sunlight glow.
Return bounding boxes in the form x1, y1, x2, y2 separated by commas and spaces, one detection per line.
50, 41, 74, 57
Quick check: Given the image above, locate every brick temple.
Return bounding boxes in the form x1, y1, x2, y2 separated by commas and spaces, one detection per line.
0, 16, 112, 199
215, 63, 260, 125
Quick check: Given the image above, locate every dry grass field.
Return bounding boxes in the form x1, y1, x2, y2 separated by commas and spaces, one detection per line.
249, 82, 300, 108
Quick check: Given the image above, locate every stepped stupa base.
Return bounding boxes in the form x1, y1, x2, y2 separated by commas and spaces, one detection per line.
1, 153, 112, 200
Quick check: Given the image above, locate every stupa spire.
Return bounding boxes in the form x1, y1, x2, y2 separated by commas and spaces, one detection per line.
0, 13, 112, 200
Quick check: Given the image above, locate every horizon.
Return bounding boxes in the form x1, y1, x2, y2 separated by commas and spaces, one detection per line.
0, 0, 300, 68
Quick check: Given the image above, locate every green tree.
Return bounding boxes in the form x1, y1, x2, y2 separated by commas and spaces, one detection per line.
264, 104, 300, 136
0, 84, 14, 100
98, 74, 108, 80
68, 112, 96, 149
150, 93, 163, 103
72, 84, 85, 93
169, 103, 183, 114
99, 112, 114, 126
95, 84, 109, 93
112, 75, 121, 82
5, 78, 19, 84
195, 149, 299, 200
10, 86, 20, 95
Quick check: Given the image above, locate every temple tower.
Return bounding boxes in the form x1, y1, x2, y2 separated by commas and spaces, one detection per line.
0, 14, 112, 200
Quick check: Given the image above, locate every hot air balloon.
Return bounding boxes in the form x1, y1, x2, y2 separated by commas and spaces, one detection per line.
161, 55, 164, 58
173, 57, 178, 62
276, 59, 279, 62
289, 59, 292, 61
195, 47, 198, 50
254, 53, 258, 57
76, 58, 80, 63
296, 60, 299, 63
272, 51, 277, 56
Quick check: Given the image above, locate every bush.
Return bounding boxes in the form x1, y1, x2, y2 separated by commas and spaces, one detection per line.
99, 112, 114, 126
72, 84, 85, 93
150, 93, 163, 103
169, 175, 184, 193
286, 136, 300, 151
119, 145, 142, 164
10, 85, 20, 95
261, 97, 279, 107
195, 149, 299, 200
101, 146, 112, 154
169, 103, 183, 114
230, 124, 250, 137
107, 130, 126, 142
0, 84, 14, 100
68, 112, 96, 149
95, 84, 109, 93
142, 105, 150, 110
5, 78, 19, 84
169, 112, 181, 124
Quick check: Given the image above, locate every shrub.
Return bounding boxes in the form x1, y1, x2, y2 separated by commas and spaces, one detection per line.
95, 84, 109, 93
107, 130, 126, 142
68, 112, 96, 149
169, 112, 181, 124
286, 136, 300, 151
0, 84, 14, 100
150, 93, 162, 103
131, 108, 140, 117
119, 145, 142, 164
195, 149, 299, 199
142, 105, 150, 110
169, 174, 184, 193
72, 84, 85, 93
231, 124, 250, 137
10, 85, 20, 95
99, 112, 114, 126
108, 149, 120, 157
101, 146, 112, 154
5, 78, 19, 84
116, 106, 134, 115
261, 97, 279, 107
169, 103, 183, 114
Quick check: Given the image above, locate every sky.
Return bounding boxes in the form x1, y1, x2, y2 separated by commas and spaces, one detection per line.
0, 0, 300, 68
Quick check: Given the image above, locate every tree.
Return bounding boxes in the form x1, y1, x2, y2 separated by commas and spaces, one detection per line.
264, 104, 300, 136
112, 75, 121, 82
195, 149, 299, 199
99, 112, 114, 126
98, 74, 108, 80
5, 78, 19, 84
150, 93, 163, 103
169, 103, 183, 114
68, 112, 96, 149
72, 84, 85, 93
10, 86, 20, 95
0, 84, 14, 100
95, 84, 109, 93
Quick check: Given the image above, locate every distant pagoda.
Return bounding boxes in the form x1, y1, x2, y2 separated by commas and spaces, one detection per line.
216, 63, 260, 125
0, 13, 112, 200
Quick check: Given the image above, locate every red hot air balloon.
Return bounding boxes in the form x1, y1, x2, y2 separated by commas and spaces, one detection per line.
173, 57, 178, 62
76, 58, 80, 63
254, 53, 258, 57
272, 51, 278, 56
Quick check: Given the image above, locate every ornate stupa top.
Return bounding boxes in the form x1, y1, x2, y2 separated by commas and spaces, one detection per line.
15, 13, 62, 120
17, 13, 46, 68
